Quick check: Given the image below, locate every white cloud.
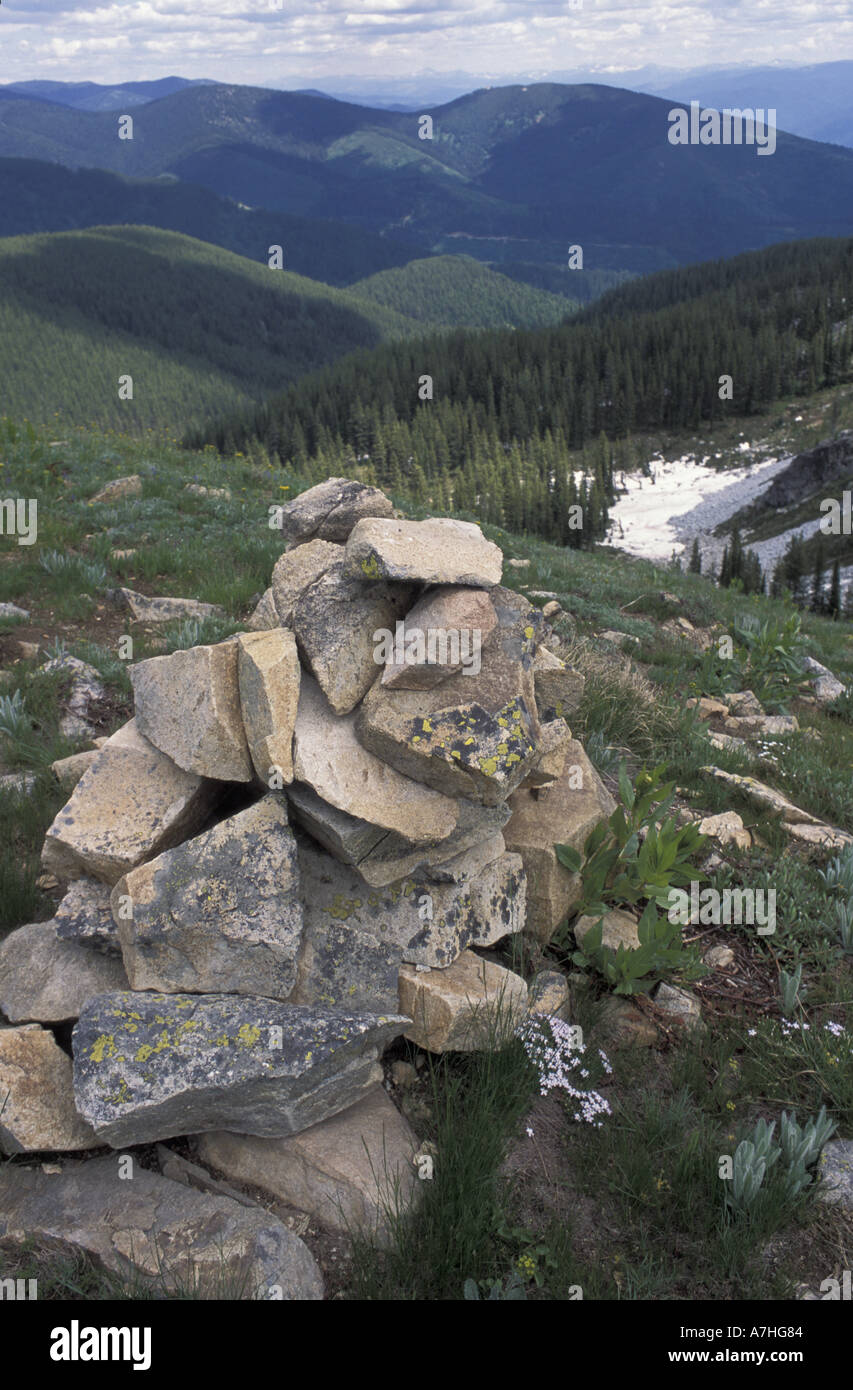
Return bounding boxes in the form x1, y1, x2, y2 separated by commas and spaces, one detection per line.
1, 0, 853, 85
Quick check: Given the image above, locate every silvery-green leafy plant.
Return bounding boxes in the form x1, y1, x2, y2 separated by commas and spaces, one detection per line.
726, 1109, 836, 1218
463, 1272, 527, 1301
778, 1106, 836, 1171
817, 846, 853, 897
833, 897, 853, 957
779, 962, 804, 1017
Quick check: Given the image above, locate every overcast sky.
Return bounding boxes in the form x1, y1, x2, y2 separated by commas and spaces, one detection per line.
3, 0, 853, 88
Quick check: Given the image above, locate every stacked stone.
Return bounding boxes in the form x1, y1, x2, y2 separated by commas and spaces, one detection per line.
0, 479, 614, 1199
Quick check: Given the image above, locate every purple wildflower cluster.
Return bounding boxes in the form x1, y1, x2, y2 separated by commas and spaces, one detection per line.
515, 1015, 612, 1127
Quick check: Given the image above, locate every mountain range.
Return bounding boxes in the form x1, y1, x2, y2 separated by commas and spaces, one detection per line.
1, 80, 852, 279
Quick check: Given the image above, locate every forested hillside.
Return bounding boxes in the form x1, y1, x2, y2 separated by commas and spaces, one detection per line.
193, 237, 853, 545
0, 158, 420, 286
350, 256, 574, 327
0, 227, 415, 430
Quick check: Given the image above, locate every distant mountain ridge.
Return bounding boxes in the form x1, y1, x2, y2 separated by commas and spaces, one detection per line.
1, 80, 852, 276
1, 77, 214, 111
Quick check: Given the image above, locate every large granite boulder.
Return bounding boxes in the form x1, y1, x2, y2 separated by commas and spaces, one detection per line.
0, 1157, 323, 1299
379, 585, 498, 688
399, 950, 528, 1052
296, 834, 524, 970
195, 1084, 420, 1242
285, 780, 510, 888
270, 538, 343, 625
345, 516, 503, 588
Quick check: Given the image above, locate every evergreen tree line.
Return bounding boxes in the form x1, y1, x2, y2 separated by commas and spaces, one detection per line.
191, 236, 853, 546
687, 531, 850, 619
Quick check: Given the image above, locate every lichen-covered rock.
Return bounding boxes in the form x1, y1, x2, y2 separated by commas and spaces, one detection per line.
0, 1157, 323, 1299
0, 920, 128, 1023
523, 718, 574, 788
0, 1025, 99, 1153
72, 991, 407, 1146
41, 719, 220, 885
357, 587, 542, 805
379, 586, 497, 688
295, 834, 524, 970
285, 779, 509, 887
399, 950, 528, 1052
293, 674, 457, 844
504, 745, 616, 943
237, 629, 300, 784
111, 796, 303, 1001
273, 478, 395, 546
293, 563, 412, 715
344, 516, 503, 588
54, 876, 119, 954
270, 539, 343, 625
195, 1085, 420, 1243
532, 647, 585, 721
130, 641, 253, 782
290, 906, 403, 1014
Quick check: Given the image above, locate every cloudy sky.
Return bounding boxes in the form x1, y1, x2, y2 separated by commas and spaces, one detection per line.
2, 0, 853, 88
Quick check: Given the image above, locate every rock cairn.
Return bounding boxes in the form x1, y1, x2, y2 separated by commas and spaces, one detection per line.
0, 478, 616, 1294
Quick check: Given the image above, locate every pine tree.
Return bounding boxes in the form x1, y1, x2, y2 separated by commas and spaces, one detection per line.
688, 538, 702, 574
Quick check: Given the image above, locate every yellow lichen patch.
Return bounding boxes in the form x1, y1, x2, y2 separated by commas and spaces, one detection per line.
360, 554, 382, 579
327, 893, 357, 921
524, 626, 534, 639
90, 1034, 116, 1063
215, 1033, 230, 1047
479, 757, 498, 777
236, 1023, 261, 1048
135, 1044, 154, 1062
108, 1077, 131, 1107
497, 743, 508, 756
